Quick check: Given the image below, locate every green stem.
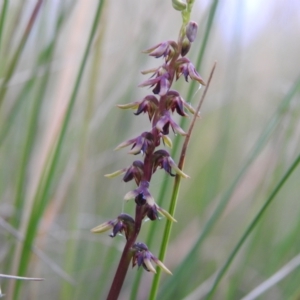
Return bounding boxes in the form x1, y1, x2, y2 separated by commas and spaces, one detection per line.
205, 151, 300, 299
0, 0, 8, 52
149, 63, 216, 300
157, 74, 300, 300
145, 2, 220, 298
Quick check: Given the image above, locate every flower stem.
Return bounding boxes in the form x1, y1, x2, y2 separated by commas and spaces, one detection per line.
106, 205, 144, 300
148, 62, 216, 300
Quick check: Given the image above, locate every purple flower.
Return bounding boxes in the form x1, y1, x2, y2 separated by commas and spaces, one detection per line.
91, 213, 135, 240
176, 58, 206, 85
156, 110, 187, 136
132, 242, 172, 274
105, 160, 144, 186
122, 160, 144, 185
117, 95, 159, 121
152, 149, 190, 178
143, 40, 178, 62
114, 132, 155, 155
124, 181, 153, 206
165, 89, 199, 117
139, 71, 171, 96
124, 180, 177, 222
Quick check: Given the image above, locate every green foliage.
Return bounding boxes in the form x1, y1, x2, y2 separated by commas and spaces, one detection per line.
0, 1, 300, 299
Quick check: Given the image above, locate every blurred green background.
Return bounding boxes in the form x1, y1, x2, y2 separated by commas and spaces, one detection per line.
0, 0, 300, 299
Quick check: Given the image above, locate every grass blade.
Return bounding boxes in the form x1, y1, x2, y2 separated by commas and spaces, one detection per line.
158, 75, 300, 299
0, 0, 43, 107
206, 151, 300, 299
11, 1, 106, 298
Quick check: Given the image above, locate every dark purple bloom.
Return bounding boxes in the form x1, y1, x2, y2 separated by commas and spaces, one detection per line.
176, 58, 206, 85
156, 110, 187, 136
139, 71, 171, 96
152, 149, 190, 178
91, 213, 135, 240
132, 242, 172, 274
115, 132, 155, 155
134, 95, 159, 121
124, 180, 177, 222
123, 160, 144, 185
143, 40, 178, 62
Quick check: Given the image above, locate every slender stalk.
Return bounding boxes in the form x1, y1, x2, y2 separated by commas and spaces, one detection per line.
205, 151, 300, 299
157, 74, 300, 299
0, 0, 43, 107
0, 0, 9, 52
107, 205, 145, 300
148, 63, 216, 300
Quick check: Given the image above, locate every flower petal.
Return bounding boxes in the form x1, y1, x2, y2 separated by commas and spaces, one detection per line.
143, 257, 157, 274
138, 77, 160, 88
170, 120, 187, 136
114, 138, 135, 151
168, 157, 190, 178
188, 63, 206, 85
159, 76, 170, 96
124, 190, 139, 201
157, 207, 177, 222
104, 168, 127, 178
91, 221, 114, 233
162, 135, 173, 148
117, 102, 140, 109
154, 259, 173, 275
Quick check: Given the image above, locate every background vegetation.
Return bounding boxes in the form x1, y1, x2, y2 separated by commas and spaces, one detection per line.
0, 0, 300, 299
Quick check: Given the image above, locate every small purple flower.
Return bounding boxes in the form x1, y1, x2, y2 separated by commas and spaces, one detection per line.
134, 95, 159, 121
143, 40, 178, 62
117, 95, 159, 121
124, 181, 153, 205
91, 213, 135, 240
115, 132, 155, 155
176, 58, 206, 85
156, 110, 187, 136
139, 71, 171, 96
132, 242, 172, 274
152, 149, 190, 178
123, 160, 144, 185
105, 161, 144, 186
124, 180, 177, 222
165, 90, 197, 117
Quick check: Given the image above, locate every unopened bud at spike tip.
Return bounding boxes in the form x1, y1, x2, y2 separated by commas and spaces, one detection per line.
172, 0, 187, 11
186, 21, 198, 42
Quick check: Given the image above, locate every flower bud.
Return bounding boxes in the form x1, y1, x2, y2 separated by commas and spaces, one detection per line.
172, 0, 187, 11
181, 38, 191, 56
186, 21, 198, 42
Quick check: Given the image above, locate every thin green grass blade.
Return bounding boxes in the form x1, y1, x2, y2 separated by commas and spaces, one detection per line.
149, 63, 216, 300
0, 0, 43, 107
7, 6, 67, 298
0, 78, 34, 147
0, 0, 9, 52
12, 41, 58, 229
241, 253, 300, 300
12, 1, 106, 299
205, 151, 300, 299
157, 75, 300, 299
